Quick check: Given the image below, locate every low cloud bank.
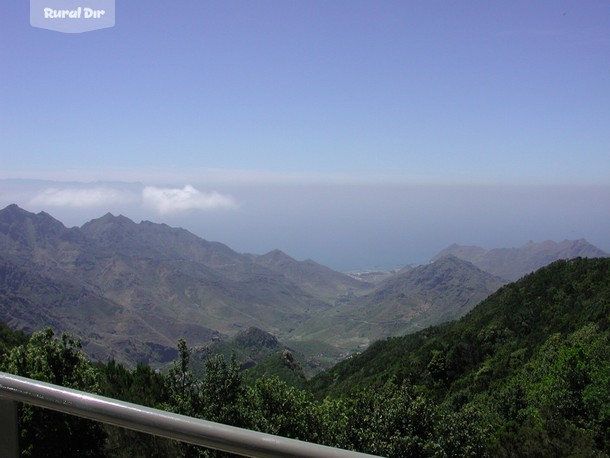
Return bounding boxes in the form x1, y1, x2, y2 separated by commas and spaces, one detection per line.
142, 185, 237, 214
27, 184, 236, 215
29, 187, 137, 207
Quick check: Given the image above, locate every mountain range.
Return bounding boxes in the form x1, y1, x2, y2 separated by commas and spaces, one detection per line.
0, 204, 366, 365
288, 256, 505, 350
431, 239, 607, 281
1, 203, 606, 370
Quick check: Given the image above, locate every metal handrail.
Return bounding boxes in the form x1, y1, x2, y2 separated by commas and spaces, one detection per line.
0, 371, 379, 458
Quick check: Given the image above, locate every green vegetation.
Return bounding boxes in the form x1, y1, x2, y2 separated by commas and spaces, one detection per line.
0, 328, 106, 457
1, 258, 609, 456
241, 349, 308, 390
282, 338, 346, 376
309, 257, 610, 455
0, 320, 28, 356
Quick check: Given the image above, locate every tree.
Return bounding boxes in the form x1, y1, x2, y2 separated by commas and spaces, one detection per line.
490, 324, 610, 456
340, 381, 440, 457
200, 353, 245, 427
244, 376, 323, 442
164, 341, 247, 457
100, 360, 176, 457
165, 339, 203, 418
1, 328, 106, 457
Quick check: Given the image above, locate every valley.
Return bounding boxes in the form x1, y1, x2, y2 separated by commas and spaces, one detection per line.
0, 203, 607, 376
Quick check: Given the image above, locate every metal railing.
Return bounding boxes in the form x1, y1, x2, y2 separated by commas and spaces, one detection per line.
0, 371, 379, 458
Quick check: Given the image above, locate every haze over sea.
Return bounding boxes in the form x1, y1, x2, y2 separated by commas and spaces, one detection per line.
2, 2, 609, 270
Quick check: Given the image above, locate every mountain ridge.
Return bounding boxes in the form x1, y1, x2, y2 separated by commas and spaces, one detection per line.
2, 204, 606, 370
431, 239, 608, 280
290, 255, 506, 350
0, 205, 368, 366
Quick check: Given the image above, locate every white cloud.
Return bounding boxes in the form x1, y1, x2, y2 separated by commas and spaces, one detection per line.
142, 185, 237, 214
21, 182, 237, 215
29, 187, 137, 207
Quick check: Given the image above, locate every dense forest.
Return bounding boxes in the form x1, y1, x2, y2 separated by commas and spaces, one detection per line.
1, 257, 609, 457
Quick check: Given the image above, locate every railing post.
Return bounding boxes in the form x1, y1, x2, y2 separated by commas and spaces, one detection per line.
0, 398, 19, 458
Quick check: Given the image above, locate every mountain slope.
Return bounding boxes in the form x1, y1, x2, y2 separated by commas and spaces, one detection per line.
0, 205, 368, 366
432, 239, 608, 281
307, 257, 610, 456
250, 249, 370, 302
291, 256, 505, 350
309, 257, 610, 397
0, 256, 223, 364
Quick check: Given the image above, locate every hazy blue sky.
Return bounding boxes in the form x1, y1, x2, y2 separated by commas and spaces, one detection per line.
1, 1, 609, 270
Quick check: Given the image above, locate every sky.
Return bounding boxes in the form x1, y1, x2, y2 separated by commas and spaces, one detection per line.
1, 1, 609, 270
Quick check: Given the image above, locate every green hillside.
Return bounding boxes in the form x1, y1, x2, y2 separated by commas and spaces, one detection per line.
310, 257, 610, 395
241, 349, 308, 390
309, 257, 610, 455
